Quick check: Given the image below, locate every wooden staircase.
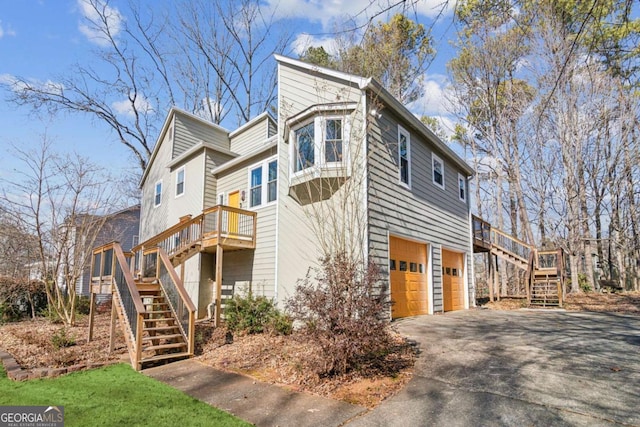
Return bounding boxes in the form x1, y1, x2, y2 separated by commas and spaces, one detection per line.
89, 242, 196, 371
137, 283, 191, 367
530, 269, 561, 307
472, 216, 565, 308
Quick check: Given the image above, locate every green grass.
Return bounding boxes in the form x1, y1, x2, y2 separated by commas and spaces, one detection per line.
0, 363, 251, 427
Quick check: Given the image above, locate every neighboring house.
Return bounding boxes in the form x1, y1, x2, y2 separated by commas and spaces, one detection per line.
138, 55, 474, 320
76, 205, 140, 296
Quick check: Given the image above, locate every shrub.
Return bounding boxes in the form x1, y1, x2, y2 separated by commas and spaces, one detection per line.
225, 292, 291, 335
51, 327, 76, 349
0, 277, 47, 322
578, 274, 592, 292
286, 253, 391, 377
75, 296, 92, 315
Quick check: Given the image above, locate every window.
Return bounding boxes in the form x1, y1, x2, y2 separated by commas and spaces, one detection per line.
390, 259, 396, 270
458, 174, 466, 202
294, 122, 315, 172
291, 116, 350, 178
267, 160, 277, 202
218, 193, 225, 205
399, 261, 407, 271
154, 180, 162, 207
250, 167, 262, 207
176, 167, 185, 197
324, 119, 343, 163
248, 157, 278, 208
398, 126, 411, 186
432, 153, 444, 189
410, 262, 417, 272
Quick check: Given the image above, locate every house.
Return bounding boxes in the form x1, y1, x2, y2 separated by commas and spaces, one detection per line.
75, 205, 140, 296
136, 55, 475, 321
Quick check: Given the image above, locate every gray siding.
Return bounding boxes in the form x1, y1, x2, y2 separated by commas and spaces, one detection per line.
275, 61, 367, 306
229, 115, 274, 156
78, 207, 140, 296
167, 152, 206, 224
173, 113, 229, 159
204, 149, 235, 209
366, 96, 472, 313
140, 128, 173, 240
216, 148, 278, 300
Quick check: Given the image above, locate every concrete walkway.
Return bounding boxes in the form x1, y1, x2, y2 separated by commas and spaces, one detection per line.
145, 359, 366, 426
147, 310, 640, 427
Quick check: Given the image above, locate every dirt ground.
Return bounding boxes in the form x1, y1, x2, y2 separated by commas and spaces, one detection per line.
194, 321, 417, 408
2, 292, 636, 408
0, 312, 128, 369
481, 291, 640, 315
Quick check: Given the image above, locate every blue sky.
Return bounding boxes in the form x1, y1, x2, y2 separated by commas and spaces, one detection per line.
0, 0, 458, 181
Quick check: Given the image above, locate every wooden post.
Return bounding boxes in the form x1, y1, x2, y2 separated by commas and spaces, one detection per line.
488, 252, 495, 302
215, 244, 223, 327
87, 291, 96, 342
493, 254, 500, 301
109, 293, 117, 353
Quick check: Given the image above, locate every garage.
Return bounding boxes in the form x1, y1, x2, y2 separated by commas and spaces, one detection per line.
442, 249, 465, 311
389, 236, 429, 318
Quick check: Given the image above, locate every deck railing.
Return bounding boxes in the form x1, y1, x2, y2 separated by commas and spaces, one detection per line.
154, 248, 196, 355
472, 215, 492, 250
490, 228, 533, 264
131, 205, 256, 274
90, 242, 145, 369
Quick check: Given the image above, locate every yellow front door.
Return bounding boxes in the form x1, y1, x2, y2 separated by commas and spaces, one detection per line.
228, 191, 240, 235
389, 236, 428, 319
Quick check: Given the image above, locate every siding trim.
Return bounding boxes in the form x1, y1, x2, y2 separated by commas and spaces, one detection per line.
212, 137, 277, 175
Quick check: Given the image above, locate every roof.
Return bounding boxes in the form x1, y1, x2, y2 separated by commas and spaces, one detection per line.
140, 107, 230, 187
274, 55, 475, 177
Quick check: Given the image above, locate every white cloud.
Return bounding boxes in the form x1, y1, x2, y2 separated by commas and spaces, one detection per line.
0, 74, 64, 95
76, 0, 123, 47
112, 94, 152, 117
291, 33, 339, 56
408, 73, 452, 116
0, 21, 17, 38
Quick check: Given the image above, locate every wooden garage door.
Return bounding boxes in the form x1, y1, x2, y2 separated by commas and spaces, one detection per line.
389, 236, 428, 319
442, 249, 465, 311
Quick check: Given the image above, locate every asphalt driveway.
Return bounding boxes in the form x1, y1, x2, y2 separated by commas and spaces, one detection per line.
347, 309, 640, 427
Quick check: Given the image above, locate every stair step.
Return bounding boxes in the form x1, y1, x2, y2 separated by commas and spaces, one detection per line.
143, 317, 174, 323
144, 325, 180, 332
146, 310, 172, 315
144, 342, 187, 352
143, 333, 184, 342
141, 352, 191, 365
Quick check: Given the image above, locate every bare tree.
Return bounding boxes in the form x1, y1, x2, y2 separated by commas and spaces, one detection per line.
1, 138, 122, 325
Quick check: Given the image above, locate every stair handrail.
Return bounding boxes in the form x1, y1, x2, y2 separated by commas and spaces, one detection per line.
490, 227, 534, 264
151, 247, 197, 356
92, 241, 145, 370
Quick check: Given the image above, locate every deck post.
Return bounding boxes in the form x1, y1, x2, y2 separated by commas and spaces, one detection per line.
215, 244, 223, 327
109, 293, 117, 353
87, 291, 96, 342
488, 253, 495, 302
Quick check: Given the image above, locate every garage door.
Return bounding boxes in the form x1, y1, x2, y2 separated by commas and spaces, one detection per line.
389, 236, 428, 319
442, 249, 465, 311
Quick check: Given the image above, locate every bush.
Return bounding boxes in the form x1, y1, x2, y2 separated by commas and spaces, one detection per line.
578, 274, 592, 292
225, 292, 291, 335
286, 253, 391, 377
75, 296, 92, 315
0, 277, 47, 322
51, 327, 76, 349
